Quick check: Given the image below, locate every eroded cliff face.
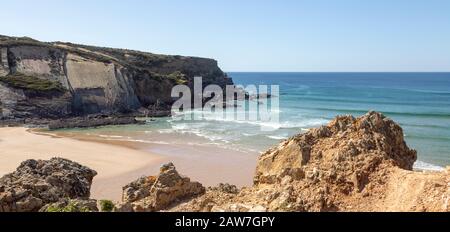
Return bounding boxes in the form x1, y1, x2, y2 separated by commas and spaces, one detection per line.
64, 53, 140, 114
0, 35, 232, 119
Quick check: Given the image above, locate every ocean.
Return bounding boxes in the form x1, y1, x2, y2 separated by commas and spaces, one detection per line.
57, 72, 450, 170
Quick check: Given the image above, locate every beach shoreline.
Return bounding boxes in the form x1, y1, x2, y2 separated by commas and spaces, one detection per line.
0, 127, 258, 202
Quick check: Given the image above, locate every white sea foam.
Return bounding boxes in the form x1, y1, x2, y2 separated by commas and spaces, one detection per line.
170, 124, 230, 143
267, 135, 288, 140
413, 160, 445, 171
122, 139, 171, 145
98, 135, 124, 138
196, 115, 328, 130
157, 129, 175, 134
170, 108, 328, 131
95, 136, 172, 145
172, 123, 189, 130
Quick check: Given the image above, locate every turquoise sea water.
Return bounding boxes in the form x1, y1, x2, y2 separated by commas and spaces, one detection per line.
231, 72, 450, 169
60, 73, 450, 170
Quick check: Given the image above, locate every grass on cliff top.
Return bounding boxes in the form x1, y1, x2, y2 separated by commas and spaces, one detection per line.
54, 41, 173, 67
0, 73, 66, 92
56, 41, 173, 62
0, 35, 51, 47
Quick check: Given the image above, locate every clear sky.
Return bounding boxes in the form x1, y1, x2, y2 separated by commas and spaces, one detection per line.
1, 0, 449, 72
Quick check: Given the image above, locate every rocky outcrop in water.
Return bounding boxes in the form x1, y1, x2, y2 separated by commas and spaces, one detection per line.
47, 114, 144, 130
0, 35, 232, 121
116, 163, 205, 212
0, 158, 97, 212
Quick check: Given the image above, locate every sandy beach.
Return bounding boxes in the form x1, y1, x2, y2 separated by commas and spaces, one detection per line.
0, 127, 258, 202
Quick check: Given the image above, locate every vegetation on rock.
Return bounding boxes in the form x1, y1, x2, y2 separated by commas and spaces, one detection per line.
0, 35, 50, 47
45, 200, 92, 213
99, 200, 115, 212
166, 71, 188, 85
0, 73, 66, 93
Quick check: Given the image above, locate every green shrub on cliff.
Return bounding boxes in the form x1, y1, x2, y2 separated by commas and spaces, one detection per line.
46, 200, 91, 213
0, 73, 66, 92
147, 71, 188, 85
167, 71, 188, 85
99, 200, 115, 212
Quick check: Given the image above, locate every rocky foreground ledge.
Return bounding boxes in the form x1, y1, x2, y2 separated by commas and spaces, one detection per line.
0, 158, 96, 212
1, 112, 449, 212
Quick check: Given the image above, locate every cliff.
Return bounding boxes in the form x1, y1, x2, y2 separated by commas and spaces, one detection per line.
0, 35, 232, 120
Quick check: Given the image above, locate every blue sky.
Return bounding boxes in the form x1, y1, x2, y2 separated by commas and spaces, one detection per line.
1, 0, 449, 72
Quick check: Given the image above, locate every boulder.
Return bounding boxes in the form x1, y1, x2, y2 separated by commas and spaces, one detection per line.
118, 163, 205, 212
122, 176, 156, 203
254, 111, 417, 186
0, 158, 97, 212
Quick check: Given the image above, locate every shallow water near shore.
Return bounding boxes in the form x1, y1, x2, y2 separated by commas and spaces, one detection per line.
56, 72, 450, 170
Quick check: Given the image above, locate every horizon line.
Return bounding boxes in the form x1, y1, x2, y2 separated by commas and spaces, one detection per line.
225, 71, 450, 73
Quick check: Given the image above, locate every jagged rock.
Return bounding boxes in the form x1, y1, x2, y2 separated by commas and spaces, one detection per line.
228, 203, 252, 212
166, 112, 449, 212
208, 183, 239, 194
122, 176, 156, 203
118, 163, 205, 212
249, 205, 267, 212
254, 111, 417, 186
0, 158, 97, 212
114, 202, 134, 212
